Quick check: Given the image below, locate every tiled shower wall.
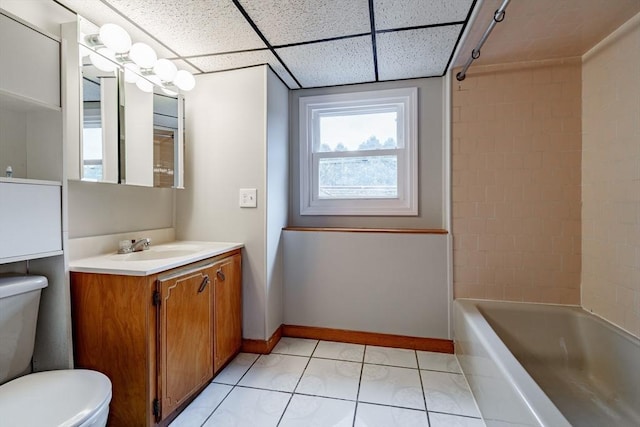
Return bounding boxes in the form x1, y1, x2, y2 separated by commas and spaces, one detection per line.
452, 59, 582, 304
582, 15, 640, 338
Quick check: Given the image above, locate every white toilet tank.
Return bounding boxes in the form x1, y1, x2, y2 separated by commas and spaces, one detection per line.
0, 275, 48, 384
0, 275, 112, 427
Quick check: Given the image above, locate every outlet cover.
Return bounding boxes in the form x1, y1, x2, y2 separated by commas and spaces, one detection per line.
239, 188, 257, 208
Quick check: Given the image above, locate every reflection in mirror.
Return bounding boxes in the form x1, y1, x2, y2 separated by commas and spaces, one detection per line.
153, 92, 184, 188
81, 60, 119, 183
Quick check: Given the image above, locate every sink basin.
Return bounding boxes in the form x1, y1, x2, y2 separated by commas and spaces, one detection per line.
70, 241, 244, 276
109, 245, 204, 261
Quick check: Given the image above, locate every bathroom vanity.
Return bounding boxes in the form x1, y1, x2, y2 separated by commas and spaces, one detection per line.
69, 242, 242, 426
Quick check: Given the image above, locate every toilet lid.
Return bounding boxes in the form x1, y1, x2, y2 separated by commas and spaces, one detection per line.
0, 369, 112, 427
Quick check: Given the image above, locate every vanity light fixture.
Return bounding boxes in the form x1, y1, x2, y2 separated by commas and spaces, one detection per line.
82, 23, 195, 92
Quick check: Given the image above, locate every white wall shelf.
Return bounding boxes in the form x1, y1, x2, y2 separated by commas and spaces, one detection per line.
0, 180, 63, 264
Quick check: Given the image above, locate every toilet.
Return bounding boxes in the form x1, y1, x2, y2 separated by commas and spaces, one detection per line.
0, 275, 112, 426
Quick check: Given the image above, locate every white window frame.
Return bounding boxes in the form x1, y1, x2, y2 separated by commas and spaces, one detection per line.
299, 87, 418, 216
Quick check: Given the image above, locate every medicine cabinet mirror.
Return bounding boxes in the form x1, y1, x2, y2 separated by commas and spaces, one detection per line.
77, 16, 185, 188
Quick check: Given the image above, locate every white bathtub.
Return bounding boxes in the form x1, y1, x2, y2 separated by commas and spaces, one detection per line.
454, 299, 640, 427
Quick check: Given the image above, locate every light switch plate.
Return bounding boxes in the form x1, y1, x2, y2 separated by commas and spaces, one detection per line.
239, 188, 257, 208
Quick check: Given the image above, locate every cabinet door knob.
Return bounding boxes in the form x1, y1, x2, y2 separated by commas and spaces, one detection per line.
198, 275, 210, 293
216, 269, 225, 281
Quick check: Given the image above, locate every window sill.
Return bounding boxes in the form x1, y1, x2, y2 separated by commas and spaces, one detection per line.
283, 227, 448, 234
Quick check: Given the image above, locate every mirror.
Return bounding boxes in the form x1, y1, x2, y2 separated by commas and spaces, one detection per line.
77, 16, 185, 188
153, 91, 184, 188
81, 60, 119, 183
118, 81, 184, 188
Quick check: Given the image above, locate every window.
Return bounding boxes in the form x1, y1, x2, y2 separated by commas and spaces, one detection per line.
299, 87, 418, 215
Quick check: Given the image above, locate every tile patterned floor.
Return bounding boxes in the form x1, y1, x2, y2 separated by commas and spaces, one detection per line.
170, 338, 485, 427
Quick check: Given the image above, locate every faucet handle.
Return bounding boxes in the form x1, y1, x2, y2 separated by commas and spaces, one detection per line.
140, 238, 151, 250
118, 240, 133, 254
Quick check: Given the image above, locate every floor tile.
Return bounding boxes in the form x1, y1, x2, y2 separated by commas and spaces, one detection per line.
169, 383, 232, 427
212, 353, 259, 385
421, 370, 480, 418
359, 364, 425, 410
429, 412, 485, 427
279, 394, 356, 427
295, 358, 361, 400
416, 351, 462, 374
272, 337, 318, 356
313, 340, 365, 362
202, 387, 290, 427
364, 345, 418, 368
238, 354, 309, 392
354, 402, 429, 427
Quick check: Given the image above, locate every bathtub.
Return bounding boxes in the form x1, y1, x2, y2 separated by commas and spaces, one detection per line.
453, 299, 640, 427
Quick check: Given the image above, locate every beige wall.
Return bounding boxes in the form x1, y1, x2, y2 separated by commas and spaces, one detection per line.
68, 180, 175, 238
451, 59, 582, 303
582, 14, 640, 338
177, 66, 289, 341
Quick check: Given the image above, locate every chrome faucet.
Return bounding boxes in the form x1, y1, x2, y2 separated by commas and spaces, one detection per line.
118, 238, 151, 254
131, 238, 151, 252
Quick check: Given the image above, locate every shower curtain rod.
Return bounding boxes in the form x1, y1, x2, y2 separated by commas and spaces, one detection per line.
456, 0, 511, 81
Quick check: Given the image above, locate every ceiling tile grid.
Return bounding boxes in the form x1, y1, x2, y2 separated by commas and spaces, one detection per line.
238, 0, 372, 46
64, 0, 480, 89
188, 50, 299, 89
377, 25, 463, 81
105, 0, 266, 56
374, 0, 474, 30
276, 36, 376, 88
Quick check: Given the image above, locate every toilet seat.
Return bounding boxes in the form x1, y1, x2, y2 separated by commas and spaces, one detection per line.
0, 369, 111, 427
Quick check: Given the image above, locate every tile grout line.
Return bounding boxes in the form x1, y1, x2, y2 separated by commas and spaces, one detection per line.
195, 344, 474, 426
428, 409, 484, 420
351, 344, 368, 427
196, 383, 233, 427
415, 349, 431, 426
198, 355, 261, 426
275, 340, 320, 426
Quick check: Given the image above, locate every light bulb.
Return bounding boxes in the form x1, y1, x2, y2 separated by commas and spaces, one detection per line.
123, 63, 140, 83
173, 69, 195, 91
89, 48, 117, 72
129, 42, 157, 69
135, 77, 153, 93
99, 23, 131, 54
153, 59, 177, 82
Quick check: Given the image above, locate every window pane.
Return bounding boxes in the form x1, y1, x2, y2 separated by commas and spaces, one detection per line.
82, 127, 103, 180
318, 111, 397, 152
318, 155, 398, 199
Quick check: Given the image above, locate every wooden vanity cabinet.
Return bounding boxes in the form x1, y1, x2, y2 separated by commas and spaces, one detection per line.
70, 249, 242, 427
212, 253, 242, 372
157, 265, 214, 418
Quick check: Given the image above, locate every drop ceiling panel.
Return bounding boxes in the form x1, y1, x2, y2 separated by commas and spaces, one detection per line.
276, 36, 375, 88
374, 0, 474, 30
104, 0, 266, 56
240, 0, 371, 45
60, 0, 177, 58
377, 26, 462, 80
189, 50, 299, 89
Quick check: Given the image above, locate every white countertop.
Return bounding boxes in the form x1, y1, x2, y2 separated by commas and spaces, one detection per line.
69, 241, 243, 276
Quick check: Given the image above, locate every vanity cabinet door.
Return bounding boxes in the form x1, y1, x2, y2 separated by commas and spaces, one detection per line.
158, 266, 214, 420
213, 253, 242, 373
